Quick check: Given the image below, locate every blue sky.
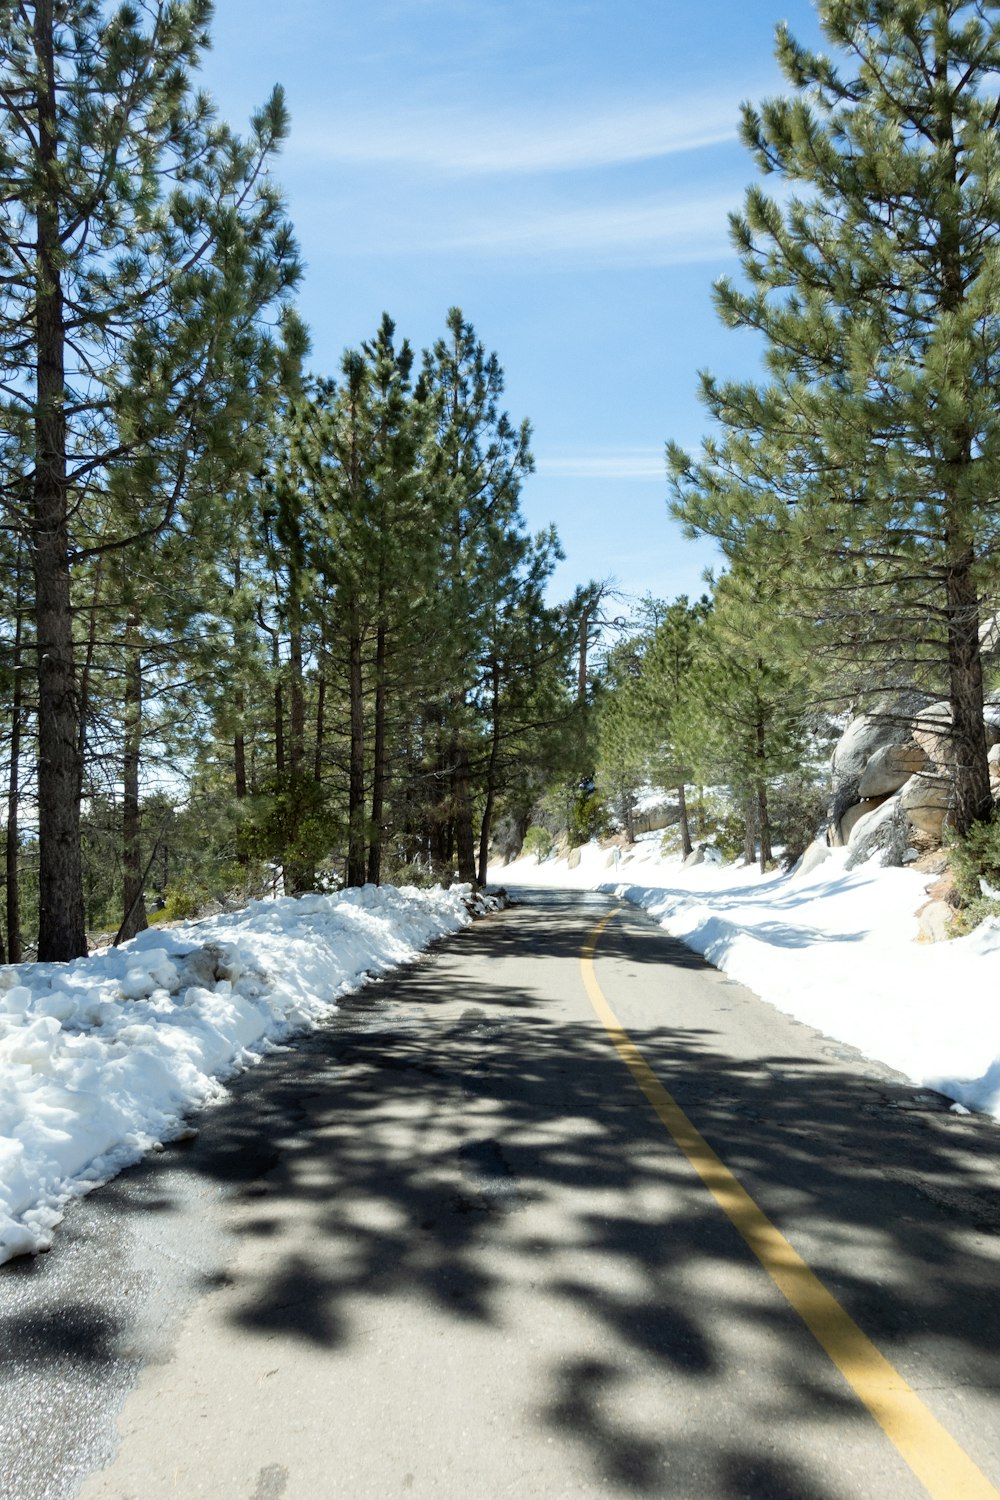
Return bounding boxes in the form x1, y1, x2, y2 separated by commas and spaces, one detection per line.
198, 0, 828, 608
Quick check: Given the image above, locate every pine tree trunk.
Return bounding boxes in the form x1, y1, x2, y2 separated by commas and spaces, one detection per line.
77, 556, 102, 795
677, 781, 692, 859
234, 728, 247, 799
367, 622, 387, 885
476, 660, 501, 888
757, 783, 772, 876
578, 605, 591, 704
756, 715, 772, 874
314, 674, 326, 783
347, 617, 366, 887
288, 593, 305, 777
119, 616, 148, 943
33, 0, 86, 960
6, 579, 24, 963
232, 552, 248, 802
273, 681, 285, 777
945, 549, 992, 836
454, 741, 476, 884
743, 796, 755, 867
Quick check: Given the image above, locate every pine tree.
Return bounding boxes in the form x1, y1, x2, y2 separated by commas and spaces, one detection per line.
672, 581, 810, 872
636, 597, 710, 856
0, 1, 299, 957
669, 0, 1000, 839
421, 309, 534, 883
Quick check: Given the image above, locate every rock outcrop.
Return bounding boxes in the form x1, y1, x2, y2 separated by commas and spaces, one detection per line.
826, 696, 1000, 868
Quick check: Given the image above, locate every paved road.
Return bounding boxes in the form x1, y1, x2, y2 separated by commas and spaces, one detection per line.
2, 889, 1000, 1499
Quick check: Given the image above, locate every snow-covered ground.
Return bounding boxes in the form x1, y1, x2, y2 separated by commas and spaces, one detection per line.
0, 884, 481, 1264
490, 840, 1000, 1124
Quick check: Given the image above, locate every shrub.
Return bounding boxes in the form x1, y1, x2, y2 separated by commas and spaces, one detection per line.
948, 811, 1000, 931
769, 774, 830, 867
568, 790, 609, 848
522, 826, 553, 861
162, 882, 203, 921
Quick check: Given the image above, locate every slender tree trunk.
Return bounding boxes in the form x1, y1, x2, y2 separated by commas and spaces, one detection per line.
743, 796, 755, 867
577, 605, 591, 704
234, 725, 247, 799
119, 615, 148, 942
347, 613, 366, 887
6, 570, 25, 963
33, 0, 86, 960
677, 781, 692, 859
314, 673, 326, 783
367, 621, 387, 885
756, 788, 772, 875
232, 552, 247, 801
283, 591, 315, 894
77, 555, 102, 795
755, 713, 772, 874
273, 672, 285, 779
946, 549, 992, 836
476, 660, 501, 887
288, 591, 305, 777
454, 739, 477, 884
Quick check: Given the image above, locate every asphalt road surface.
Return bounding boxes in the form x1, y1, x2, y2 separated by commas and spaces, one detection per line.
2, 888, 1000, 1500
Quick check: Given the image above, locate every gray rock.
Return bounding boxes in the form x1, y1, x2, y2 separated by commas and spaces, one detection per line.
791, 839, 832, 879
898, 772, 954, 836
912, 698, 1000, 767
857, 742, 929, 799
845, 793, 911, 869
835, 802, 873, 847
683, 846, 706, 867
831, 715, 907, 789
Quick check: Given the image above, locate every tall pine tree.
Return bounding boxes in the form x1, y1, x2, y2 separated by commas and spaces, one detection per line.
669, 0, 1000, 838
0, 0, 298, 957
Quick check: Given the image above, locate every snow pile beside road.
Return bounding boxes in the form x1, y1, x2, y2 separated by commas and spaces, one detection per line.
0, 884, 473, 1263
492, 842, 1000, 1122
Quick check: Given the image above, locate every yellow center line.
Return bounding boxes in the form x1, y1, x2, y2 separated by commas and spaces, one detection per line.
581, 906, 999, 1500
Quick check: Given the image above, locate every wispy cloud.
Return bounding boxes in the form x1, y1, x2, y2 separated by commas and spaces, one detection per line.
293, 92, 745, 176
443, 192, 736, 264
535, 448, 667, 481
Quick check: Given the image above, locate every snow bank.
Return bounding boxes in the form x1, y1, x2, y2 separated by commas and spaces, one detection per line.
492, 841, 1000, 1123
0, 884, 475, 1263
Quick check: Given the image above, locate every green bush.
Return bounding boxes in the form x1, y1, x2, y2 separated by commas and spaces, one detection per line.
568, 790, 608, 848
769, 774, 830, 867
522, 826, 553, 860
712, 808, 748, 863
948, 811, 1000, 931
162, 882, 203, 921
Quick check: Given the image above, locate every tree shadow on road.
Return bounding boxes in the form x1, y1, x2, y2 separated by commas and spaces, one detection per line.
5, 891, 1000, 1499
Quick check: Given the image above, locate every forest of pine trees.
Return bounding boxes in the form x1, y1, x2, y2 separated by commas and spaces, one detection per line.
6, 0, 1000, 960
0, 4, 588, 961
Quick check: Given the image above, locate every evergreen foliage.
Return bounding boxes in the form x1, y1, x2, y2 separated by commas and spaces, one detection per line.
668, 0, 1000, 840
